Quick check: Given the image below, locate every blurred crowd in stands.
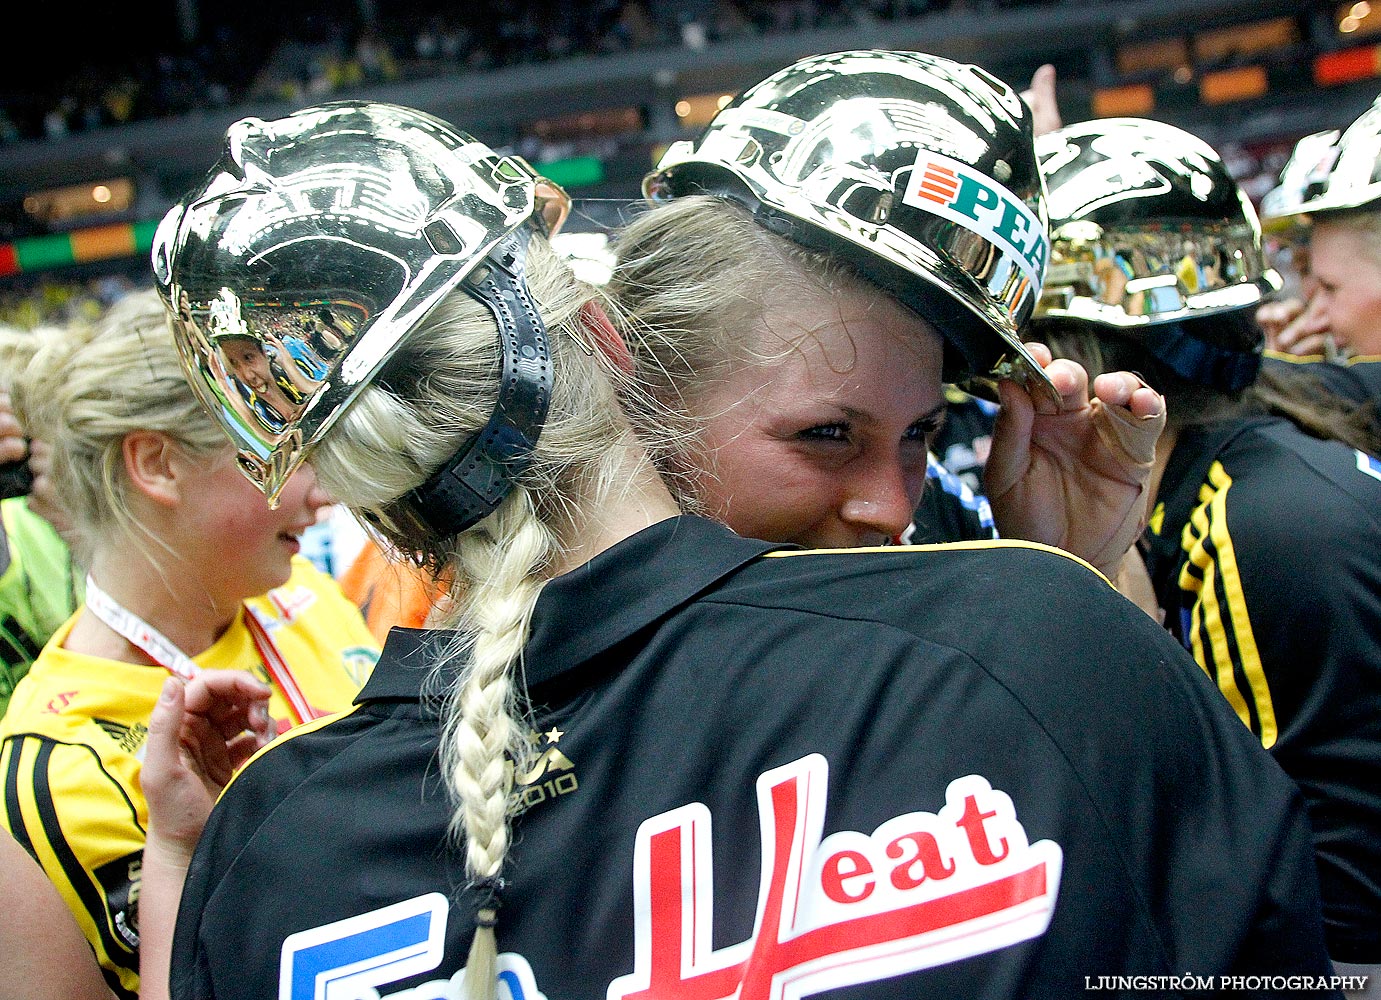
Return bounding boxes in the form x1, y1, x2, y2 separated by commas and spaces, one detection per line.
0, 0, 1004, 144
0, 273, 140, 330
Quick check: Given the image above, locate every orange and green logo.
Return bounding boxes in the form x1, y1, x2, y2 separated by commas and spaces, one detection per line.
903, 151, 1049, 297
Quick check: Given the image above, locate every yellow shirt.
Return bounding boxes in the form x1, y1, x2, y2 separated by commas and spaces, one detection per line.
0, 556, 378, 998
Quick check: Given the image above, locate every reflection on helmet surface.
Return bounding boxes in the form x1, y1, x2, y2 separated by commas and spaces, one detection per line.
1036, 118, 1280, 328
1262, 93, 1381, 222
200, 290, 360, 434
1259, 129, 1341, 231
152, 100, 568, 503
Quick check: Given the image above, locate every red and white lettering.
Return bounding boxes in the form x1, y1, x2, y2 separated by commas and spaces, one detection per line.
265, 585, 317, 624
609, 754, 1062, 1000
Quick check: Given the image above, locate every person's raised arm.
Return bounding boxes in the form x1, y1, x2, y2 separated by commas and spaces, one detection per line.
983, 342, 1165, 584
137, 672, 274, 1000
0, 829, 113, 1000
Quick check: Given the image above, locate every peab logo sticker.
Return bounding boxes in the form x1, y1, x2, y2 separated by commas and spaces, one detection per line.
901, 150, 1049, 294
609, 753, 1062, 1000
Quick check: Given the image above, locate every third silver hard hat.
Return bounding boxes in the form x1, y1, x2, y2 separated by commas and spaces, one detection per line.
1262, 93, 1381, 224
1035, 117, 1280, 330
1258, 128, 1342, 232
1032, 118, 1273, 389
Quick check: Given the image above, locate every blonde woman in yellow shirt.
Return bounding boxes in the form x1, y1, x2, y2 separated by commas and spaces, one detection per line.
0, 290, 379, 999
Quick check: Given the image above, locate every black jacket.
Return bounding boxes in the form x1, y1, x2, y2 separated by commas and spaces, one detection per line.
1145, 414, 1381, 962
1263, 353, 1381, 408
173, 516, 1333, 999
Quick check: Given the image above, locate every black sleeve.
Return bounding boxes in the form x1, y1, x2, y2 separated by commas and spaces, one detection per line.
1198, 450, 1381, 960
1021, 558, 1334, 970
856, 543, 1337, 971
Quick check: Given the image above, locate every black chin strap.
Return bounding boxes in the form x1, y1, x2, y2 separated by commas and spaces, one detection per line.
1150, 313, 1263, 391
399, 228, 553, 540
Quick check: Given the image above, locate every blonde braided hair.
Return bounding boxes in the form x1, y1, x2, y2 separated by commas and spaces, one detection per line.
310, 232, 664, 999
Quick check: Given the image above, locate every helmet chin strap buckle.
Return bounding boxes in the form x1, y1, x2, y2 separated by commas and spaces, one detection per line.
399, 227, 553, 541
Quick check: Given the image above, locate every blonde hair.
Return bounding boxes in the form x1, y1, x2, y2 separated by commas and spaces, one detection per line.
606, 195, 869, 497
0, 323, 51, 391
9, 289, 229, 566
1316, 209, 1381, 263
309, 233, 662, 999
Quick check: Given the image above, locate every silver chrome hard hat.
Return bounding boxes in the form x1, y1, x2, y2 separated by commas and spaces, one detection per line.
1033, 118, 1273, 390
1263, 93, 1381, 223
1035, 117, 1281, 329
152, 101, 570, 507
644, 49, 1056, 403
1258, 128, 1342, 233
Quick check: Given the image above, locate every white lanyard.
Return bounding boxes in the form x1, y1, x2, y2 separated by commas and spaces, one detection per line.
84, 575, 201, 683
83, 575, 320, 725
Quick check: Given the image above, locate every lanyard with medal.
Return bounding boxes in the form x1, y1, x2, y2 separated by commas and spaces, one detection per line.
84, 575, 323, 726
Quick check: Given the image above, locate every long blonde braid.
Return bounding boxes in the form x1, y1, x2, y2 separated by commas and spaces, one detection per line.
310, 233, 666, 999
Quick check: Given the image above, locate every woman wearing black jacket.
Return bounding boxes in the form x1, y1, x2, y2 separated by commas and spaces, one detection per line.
152, 86, 1335, 1000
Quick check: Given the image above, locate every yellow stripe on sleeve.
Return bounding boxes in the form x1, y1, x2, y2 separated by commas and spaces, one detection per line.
0, 737, 112, 983
1181, 495, 1251, 727
1177, 462, 1278, 747
1204, 463, 1276, 746
763, 538, 1111, 582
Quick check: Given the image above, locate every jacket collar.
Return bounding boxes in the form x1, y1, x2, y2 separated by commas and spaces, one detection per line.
356, 516, 788, 703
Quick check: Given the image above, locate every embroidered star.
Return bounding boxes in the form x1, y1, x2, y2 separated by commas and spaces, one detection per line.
544, 727, 565, 745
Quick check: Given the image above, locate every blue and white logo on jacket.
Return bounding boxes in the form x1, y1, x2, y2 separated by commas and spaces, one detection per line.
278, 892, 544, 1000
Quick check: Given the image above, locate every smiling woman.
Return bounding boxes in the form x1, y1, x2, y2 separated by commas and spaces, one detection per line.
0, 289, 379, 999
679, 267, 944, 548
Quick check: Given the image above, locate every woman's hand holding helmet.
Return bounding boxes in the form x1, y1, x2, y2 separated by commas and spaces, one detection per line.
983, 343, 1165, 581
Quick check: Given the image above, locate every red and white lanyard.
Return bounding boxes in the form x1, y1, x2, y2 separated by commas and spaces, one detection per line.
84, 575, 322, 726
242, 604, 322, 726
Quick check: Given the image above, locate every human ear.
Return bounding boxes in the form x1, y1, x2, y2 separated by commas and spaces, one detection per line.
122, 430, 182, 507
579, 300, 634, 375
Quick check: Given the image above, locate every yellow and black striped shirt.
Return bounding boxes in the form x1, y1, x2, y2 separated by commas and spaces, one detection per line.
1144, 413, 1381, 961
0, 558, 378, 998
